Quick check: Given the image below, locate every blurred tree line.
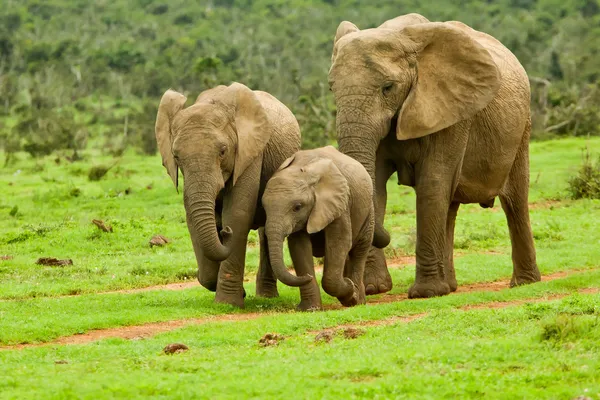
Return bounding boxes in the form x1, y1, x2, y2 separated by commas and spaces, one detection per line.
0, 0, 599, 160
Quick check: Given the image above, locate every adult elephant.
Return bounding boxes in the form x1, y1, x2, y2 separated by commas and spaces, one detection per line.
155, 82, 303, 307
329, 13, 541, 298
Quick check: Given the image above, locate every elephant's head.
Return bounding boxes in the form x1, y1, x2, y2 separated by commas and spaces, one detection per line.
329, 14, 501, 246
262, 148, 350, 287
155, 82, 271, 261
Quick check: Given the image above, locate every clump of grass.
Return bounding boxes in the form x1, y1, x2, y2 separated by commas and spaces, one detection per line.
540, 314, 599, 343
567, 146, 600, 199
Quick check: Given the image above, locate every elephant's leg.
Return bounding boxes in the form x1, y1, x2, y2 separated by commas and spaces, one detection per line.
347, 238, 370, 306
215, 159, 262, 308
255, 227, 279, 298
288, 231, 322, 311
499, 125, 541, 286
322, 215, 358, 307
187, 214, 220, 291
364, 157, 395, 295
444, 202, 460, 292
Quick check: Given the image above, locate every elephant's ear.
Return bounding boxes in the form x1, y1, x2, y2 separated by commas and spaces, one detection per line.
331, 21, 359, 62
277, 153, 296, 172
378, 13, 430, 30
229, 82, 272, 186
155, 89, 187, 190
305, 159, 350, 234
396, 22, 500, 140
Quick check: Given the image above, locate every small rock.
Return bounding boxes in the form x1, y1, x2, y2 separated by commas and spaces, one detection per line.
146, 184, 153, 190
149, 235, 170, 247
92, 219, 113, 233
314, 330, 334, 343
54, 360, 68, 364
163, 343, 189, 354
342, 327, 365, 339
36, 258, 73, 267
259, 333, 284, 347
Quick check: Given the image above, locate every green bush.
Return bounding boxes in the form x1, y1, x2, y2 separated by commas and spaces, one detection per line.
567, 146, 600, 199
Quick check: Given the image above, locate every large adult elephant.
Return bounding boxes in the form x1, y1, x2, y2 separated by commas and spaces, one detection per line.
155, 82, 303, 307
329, 13, 541, 298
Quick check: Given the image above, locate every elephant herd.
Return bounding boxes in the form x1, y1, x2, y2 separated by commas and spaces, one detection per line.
154, 13, 542, 310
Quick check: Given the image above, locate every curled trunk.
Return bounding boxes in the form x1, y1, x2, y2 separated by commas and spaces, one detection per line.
266, 226, 313, 287
185, 187, 233, 262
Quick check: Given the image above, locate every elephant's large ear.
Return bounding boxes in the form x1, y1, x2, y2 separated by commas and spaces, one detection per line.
229, 82, 272, 186
305, 159, 350, 234
155, 89, 187, 190
396, 22, 500, 140
378, 13, 430, 30
331, 21, 359, 62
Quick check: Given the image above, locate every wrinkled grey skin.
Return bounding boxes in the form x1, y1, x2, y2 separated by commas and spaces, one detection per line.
155, 82, 301, 308
262, 146, 374, 310
329, 14, 541, 298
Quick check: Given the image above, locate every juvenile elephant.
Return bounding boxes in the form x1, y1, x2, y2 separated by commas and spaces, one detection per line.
262, 146, 374, 310
155, 82, 302, 307
329, 14, 541, 298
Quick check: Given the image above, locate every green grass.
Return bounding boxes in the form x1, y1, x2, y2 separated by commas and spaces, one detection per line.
1, 291, 599, 399
1, 137, 600, 398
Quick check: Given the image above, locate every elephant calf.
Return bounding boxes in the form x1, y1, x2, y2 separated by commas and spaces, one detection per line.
262, 146, 374, 310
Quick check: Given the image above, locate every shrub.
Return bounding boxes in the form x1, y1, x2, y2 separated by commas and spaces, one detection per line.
567, 146, 600, 199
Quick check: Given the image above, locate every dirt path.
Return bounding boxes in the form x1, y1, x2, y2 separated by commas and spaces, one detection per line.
3, 268, 597, 351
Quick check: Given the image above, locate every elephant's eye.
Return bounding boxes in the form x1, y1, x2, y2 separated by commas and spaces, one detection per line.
293, 203, 302, 212
219, 145, 227, 157
382, 82, 394, 96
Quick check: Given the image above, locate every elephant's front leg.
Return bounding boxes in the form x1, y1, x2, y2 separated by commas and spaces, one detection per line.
255, 227, 279, 298
215, 159, 262, 308
364, 156, 395, 295
288, 231, 322, 311
322, 215, 358, 307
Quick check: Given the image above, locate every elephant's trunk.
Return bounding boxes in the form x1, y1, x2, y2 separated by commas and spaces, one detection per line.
266, 224, 313, 287
184, 186, 233, 262
337, 127, 391, 249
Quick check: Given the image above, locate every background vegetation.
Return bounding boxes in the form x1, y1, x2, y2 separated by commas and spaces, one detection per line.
1, 0, 600, 158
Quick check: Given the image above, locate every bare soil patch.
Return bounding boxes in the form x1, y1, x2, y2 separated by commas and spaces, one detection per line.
2, 269, 597, 351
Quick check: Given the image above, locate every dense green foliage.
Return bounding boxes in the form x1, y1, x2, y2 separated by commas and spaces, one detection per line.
1, 0, 600, 157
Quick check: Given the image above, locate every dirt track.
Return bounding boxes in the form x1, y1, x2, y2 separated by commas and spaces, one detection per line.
2, 268, 597, 351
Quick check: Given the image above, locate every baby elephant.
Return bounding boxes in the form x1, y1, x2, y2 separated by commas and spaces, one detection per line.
262, 146, 374, 310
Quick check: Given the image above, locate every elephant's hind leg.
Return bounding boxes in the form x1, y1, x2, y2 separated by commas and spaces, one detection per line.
499, 121, 541, 287
255, 227, 279, 298
443, 202, 460, 292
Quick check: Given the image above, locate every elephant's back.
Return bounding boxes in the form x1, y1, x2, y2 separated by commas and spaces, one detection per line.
254, 91, 301, 178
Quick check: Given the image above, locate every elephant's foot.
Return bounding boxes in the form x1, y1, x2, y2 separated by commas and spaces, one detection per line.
408, 279, 451, 299
446, 276, 458, 292
296, 299, 323, 312
255, 278, 279, 298
510, 267, 541, 288
338, 281, 364, 308
214, 287, 246, 308
364, 248, 392, 296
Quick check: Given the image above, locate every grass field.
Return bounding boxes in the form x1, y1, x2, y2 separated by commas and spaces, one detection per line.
1, 137, 600, 399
